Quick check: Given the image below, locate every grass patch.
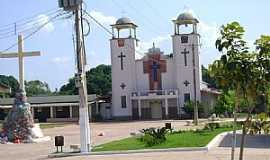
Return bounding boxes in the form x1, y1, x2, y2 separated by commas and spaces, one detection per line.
39, 123, 66, 129
93, 127, 234, 152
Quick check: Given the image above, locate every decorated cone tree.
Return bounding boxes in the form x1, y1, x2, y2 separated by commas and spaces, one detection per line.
1, 89, 36, 143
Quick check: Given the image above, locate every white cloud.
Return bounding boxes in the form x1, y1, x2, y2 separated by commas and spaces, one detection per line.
52, 56, 71, 64
198, 21, 219, 49
137, 34, 171, 58
35, 14, 55, 32
89, 10, 117, 26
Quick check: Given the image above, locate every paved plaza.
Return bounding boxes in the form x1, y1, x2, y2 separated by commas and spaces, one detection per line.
0, 120, 269, 160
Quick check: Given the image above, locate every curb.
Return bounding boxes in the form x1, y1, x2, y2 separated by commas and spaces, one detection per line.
48, 130, 235, 159
48, 147, 207, 158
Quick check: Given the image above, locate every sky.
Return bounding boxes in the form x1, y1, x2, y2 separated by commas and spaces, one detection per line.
0, 0, 270, 91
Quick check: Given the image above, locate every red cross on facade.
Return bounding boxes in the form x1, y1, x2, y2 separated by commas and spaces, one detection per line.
143, 54, 166, 90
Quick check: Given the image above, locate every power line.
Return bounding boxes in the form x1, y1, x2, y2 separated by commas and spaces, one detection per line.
110, 0, 163, 36
0, 8, 62, 30
143, 0, 168, 22
83, 10, 112, 35
0, 10, 63, 38
0, 12, 70, 53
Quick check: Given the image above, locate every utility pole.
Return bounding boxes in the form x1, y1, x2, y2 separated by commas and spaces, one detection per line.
58, 0, 90, 153
192, 44, 198, 125
75, 5, 91, 153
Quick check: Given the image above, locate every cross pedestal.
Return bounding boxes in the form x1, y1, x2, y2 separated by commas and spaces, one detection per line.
0, 34, 41, 91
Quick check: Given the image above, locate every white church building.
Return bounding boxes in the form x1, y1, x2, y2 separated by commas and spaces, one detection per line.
109, 12, 219, 120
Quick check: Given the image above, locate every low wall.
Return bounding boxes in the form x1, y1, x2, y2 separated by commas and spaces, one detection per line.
47, 118, 79, 122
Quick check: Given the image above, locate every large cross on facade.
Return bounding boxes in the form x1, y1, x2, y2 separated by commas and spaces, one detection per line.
181, 48, 189, 66
143, 54, 166, 90
0, 35, 41, 91
117, 52, 126, 70
151, 61, 160, 81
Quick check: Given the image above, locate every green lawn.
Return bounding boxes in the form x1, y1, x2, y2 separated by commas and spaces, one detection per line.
93, 127, 233, 152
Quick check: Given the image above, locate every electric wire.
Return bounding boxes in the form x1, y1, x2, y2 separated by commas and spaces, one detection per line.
0, 12, 70, 53
0, 10, 64, 39
0, 8, 62, 30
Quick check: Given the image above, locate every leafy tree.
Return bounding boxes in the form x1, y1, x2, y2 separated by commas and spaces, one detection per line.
59, 64, 111, 96
201, 65, 217, 88
210, 22, 250, 160
0, 75, 19, 97
59, 77, 77, 95
183, 100, 204, 118
25, 80, 51, 96
211, 22, 270, 160
214, 91, 235, 116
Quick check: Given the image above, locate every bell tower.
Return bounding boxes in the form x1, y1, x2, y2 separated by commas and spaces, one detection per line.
172, 12, 201, 114
110, 17, 138, 120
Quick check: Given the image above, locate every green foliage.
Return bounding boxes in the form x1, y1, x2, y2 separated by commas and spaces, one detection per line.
249, 113, 270, 135
204, 122, 221, 131
214, 91, 235, 116
183, 100, 204, 116
0, 75, 19, 97
25, 80, 51, 97
201, 65, 217, 88
59, 64, 111, 96
86, 64, 111, 95
139, 127, 168, 147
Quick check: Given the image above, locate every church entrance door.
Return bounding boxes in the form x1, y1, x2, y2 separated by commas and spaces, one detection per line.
150, 101, 162, 119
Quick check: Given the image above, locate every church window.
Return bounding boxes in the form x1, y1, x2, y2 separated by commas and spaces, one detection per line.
181, 36, 188, 43
121, 96, 127, 108
184, 93, 191, 103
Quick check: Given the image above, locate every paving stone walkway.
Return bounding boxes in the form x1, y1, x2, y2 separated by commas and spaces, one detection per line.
0, 120, 269, 160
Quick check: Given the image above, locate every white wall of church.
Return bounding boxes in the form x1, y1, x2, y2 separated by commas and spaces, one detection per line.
161, 57, 175, 90
172, 33, 201, 108
110, 38, 137, 118
135, 60, 149, 91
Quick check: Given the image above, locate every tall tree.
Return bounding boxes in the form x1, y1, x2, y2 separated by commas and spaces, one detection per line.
210, 21, 250, 160
201, 65, 217, 88
59, 64, 111, 96
0, 75, 19, 97
211, 22, 270, 160
25, 80, 51, 96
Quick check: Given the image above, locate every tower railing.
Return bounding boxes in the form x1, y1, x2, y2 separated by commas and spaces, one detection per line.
131, 89, 178, 97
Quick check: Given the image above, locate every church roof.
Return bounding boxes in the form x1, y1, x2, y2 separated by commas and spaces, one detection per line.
116, 17, 133, 25
174, 12, 199, 25
147, 43, 163, 55
0, 94, 97, 106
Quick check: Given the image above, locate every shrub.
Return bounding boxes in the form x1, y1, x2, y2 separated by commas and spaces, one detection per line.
249, 113, 270, 135
139, 127, 168, 146
204, 122, 220, 131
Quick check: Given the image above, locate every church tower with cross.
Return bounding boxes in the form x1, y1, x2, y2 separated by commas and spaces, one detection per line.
109, 12, 219, 121
172, 12, 201, 112
110, 17, 138, 119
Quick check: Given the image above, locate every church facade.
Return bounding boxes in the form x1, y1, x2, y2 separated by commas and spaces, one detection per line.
110, 12, 218, 120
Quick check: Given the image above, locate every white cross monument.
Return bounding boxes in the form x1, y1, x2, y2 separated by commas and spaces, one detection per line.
0, 34, 41, 91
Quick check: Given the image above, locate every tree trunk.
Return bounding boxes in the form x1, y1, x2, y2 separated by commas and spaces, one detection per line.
239, 114, 252, 160
231, 89, 239, 160
231, 111, 237, 160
